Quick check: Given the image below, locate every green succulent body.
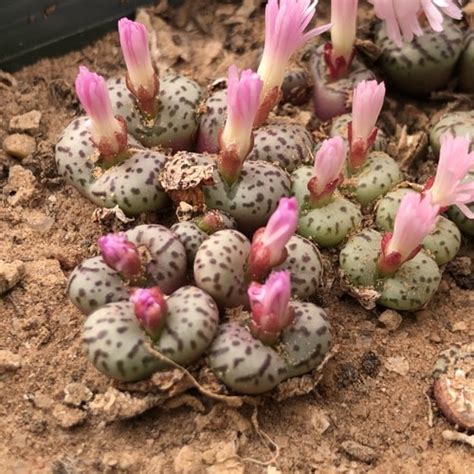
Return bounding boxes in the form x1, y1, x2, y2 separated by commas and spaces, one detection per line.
377, 21, 464, 96
340, 229, 441, 311
344, 152, 403, 207
376, 189, 461, 265
292, 166, 362, 247
430, 111, 474, 157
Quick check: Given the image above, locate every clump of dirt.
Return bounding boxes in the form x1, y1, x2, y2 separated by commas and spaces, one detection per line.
0, 1, 472, 472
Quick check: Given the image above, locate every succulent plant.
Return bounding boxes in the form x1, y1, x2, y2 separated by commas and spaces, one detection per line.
196, 88, 227, 154
56, 69, 169, 215
426, 134, 474, 237
108, 75, 202, 151
246, 123, 315, 172
170, 210, 236, 265
458, 30, 474, 93
430, 110, 474, 157
292, 136, 362, 247
344, 151, 404, 207
68, 225, 187, 315
279, 69, 312, 106
163, 67, 292, 233
208, 271, 331, 394
310, 47, 375, 121
194, 198, 323, 307
83, 285, 219, 382
376, 21, 464, 96
340, 193, 442, 311
376, 188, 461, 265
329, 113, 387, 154
107, 18, 202, 151
253, 0, 330, 126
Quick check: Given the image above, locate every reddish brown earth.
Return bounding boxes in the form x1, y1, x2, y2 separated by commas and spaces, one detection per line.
0, 1, 472, 472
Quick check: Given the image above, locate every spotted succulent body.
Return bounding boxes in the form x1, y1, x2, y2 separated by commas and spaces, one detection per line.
447, 206, 474, 237
68, 256, 129, 315
208, 301, 331, 394
329, 113, 387, 153
194, 229, 250, 308
246, 123, 314, 172
83, 302, 161, 381
309, 46, 375, 121
340, 228, 441, 311
108, 75, 202, 151
344, 151, 403, 207
171, 221, 208, 265
55, 117, 168, 214
292, 166, 362, 247
83, 286, 219, 382
275, 235, 323, 298
171, 212, 236, 265
68, 225, 187, 315
376, 188, 461, 265
376, 22, 463, 96
196, 88, 227, 154
176, 153, 291, 234
430, 111, 474, 157
459, 30, 474, 93
280, 69, 312, 106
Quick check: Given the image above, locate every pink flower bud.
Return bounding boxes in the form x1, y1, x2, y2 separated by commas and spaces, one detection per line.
324, 0, 358, 79
369, 0, 462, 47
308, 136, 346, 207
248, 271, 293, 344
98, 233, 141, 279
218, 66, 263, 185
75, 66, 127, 157
425, 133, 474, 219
348, 79, 385, 170
130, 287, 167, 340
378, 192, 440, 275
247, 197, 299, 281
256, 0, 331, 126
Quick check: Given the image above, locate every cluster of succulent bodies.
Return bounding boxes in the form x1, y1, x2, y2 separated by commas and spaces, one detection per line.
58, 1, 473, 397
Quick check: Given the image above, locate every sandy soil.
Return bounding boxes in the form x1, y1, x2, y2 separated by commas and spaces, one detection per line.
0, 1, 473, 472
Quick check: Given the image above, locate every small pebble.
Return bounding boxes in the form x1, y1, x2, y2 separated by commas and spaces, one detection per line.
385, 356, 409, 376
52, 404, 87, 429
2, 134, 36, 159
341, 440, 378, 463
64, 383, 93, 406
9, 110, 42, 132
0, 350, 22, 374
0, 259, 25, 294
378, 309, 403, 331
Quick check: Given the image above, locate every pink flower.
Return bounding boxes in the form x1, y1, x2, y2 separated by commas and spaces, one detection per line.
308, 136, 347, 206
348, 79, 385, 170
369, 0, 462, 47
325, 0, 358, 79
118, 18, 158, 116
75, 66, 127, 156
130, 287, 168, 340
98, 233, 141, 279
378, 192, 440, 275
219, 66, 263, 184
256, 0, 330, 125
426, 133, 474, 218
247, 197, 299, 281
248, 271, 293, 344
